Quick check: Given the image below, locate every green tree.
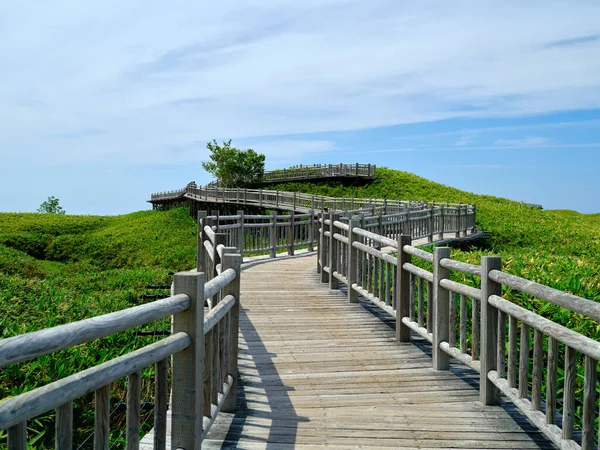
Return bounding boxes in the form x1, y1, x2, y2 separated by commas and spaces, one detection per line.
37, 196, 66, 214
202, 140, 265, 188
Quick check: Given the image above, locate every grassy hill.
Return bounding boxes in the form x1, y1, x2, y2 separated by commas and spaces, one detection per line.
0, 208, 197, 446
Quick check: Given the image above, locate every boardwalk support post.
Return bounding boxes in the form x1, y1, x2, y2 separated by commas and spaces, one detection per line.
222, 249, 242, 413
481, 256, 502, 405
439, 205, 445, 240
287, 210, 295, 256
172, 271, 205, 448
308, 210, 315, 252
269, 211, 277, 258
347, 216, 359, 303
320, 209, 329, 282
329, 212, 339, 289
237, 210, 245, 258
433, 247, 451, 370
397, 235, 412, 342
197, 211, 208, 272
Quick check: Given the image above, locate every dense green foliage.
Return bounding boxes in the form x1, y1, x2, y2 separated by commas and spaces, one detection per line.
0, 208, 196, 446
201, 139, 265, 187
37, 196, 66, 214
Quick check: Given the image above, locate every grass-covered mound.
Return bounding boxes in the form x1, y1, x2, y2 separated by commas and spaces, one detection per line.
0, 208, 196, 446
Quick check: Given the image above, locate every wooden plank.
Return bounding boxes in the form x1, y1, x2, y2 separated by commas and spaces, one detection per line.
126, 371, 141, 450
55, 401, 73, 450
94, 384, 110, 450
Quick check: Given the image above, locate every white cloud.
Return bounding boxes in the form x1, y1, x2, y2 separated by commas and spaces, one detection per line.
0, 1, 599, 165
455, 135, 473, 146
494, 137, 553, 147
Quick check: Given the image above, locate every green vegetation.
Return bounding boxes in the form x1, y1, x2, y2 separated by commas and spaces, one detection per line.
201, 139, 265, 187
0, 208, 196, 447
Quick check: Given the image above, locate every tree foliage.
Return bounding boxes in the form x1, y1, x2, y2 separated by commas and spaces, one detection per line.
37, 196, 66, 214
201, 140, 265, 188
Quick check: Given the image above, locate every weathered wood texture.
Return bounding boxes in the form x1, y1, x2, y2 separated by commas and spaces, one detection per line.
141, 255, 556, 449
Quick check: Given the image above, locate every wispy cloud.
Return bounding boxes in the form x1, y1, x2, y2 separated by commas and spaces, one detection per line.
443, 164, 520, 169
454, 135, 473, 146
544, 34, 600, 49
0, 1, 599, 166
494, 136, 553, 147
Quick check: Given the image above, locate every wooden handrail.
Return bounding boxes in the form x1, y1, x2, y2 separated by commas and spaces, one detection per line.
1, 241, 242, 449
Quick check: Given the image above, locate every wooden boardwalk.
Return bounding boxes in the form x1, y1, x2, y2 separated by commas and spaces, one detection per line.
196, 254, 555, 449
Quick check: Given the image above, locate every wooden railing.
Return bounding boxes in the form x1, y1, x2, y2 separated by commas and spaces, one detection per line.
194, 204, 476, 261
0, 246, 242, 449
320, 218, 600, 450
197, 163, 378, 189
150, 183, 476, 216
263, 163, 376, 182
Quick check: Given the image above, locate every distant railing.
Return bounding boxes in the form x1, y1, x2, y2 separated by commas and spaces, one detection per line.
0, 244, 242, 448
320, 218, 600, 450
193, 204, 476, 261
202, 163, 377, 189
151, 184, 476, 218
263, 163, 376, 183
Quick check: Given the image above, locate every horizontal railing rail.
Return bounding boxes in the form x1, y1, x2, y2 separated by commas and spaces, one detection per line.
319, 217, 600, 450
0, 246, 242, 449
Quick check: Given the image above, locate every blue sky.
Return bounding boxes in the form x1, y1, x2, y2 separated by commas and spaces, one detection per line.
1, 1, 600, 215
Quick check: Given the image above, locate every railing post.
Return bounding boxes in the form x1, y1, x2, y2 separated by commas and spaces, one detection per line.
455, 204, 461, 238
319, 209, 329, 281
308, 210, 315, 252
427, 206, 434, 243
172, 271, 205, 449
237, 210, 245, 258
329, 212, 339, 289
433, 247, 451, 370
293, 192, 296, 210
347, 216, 359, 303
197, 211, 208, 272
480, 256, 502, 405
269, 211, 277, 258
287, 210, 295, 255
397, 235, 412, 342
439, 205, 445, 240
221, 250, 242, 413
260, 190, 263, 207
243, 188, 247, 204
471, 205, 477, 232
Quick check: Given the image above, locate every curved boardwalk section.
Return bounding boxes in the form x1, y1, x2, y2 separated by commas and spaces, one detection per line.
202, 254, 555, 449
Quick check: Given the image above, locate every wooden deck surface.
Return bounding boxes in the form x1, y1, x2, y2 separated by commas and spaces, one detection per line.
195, 254, 555, 449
